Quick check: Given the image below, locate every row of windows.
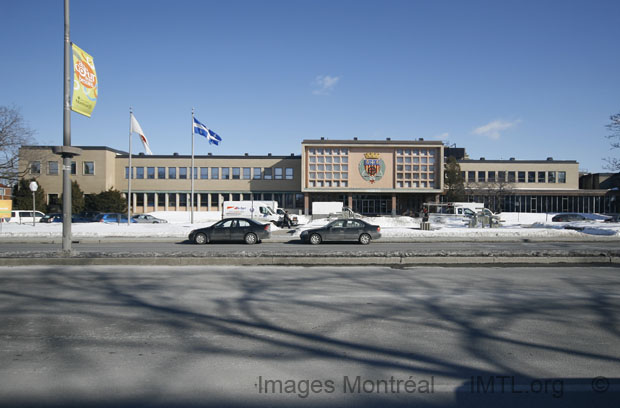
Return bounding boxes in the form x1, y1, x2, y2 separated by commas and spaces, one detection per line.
125, 166, 294, 180
126, 192, 305, 209
396, 148, 437, 157
462, 170, 567, 184
307, 148, 349, 156
30, 161, 94, 176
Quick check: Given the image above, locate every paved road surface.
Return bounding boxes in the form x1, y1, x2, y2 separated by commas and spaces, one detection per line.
1, 241, 619, 257
0, 265, 618, 407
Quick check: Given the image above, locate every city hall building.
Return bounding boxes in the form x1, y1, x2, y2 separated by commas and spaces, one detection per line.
17, 139, 618, 215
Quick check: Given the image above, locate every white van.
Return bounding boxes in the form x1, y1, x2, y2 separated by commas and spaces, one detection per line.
7, 210, 46, 223
222, 201, 279, 222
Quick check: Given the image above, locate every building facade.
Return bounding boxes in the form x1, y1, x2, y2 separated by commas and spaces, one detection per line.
17, 140, 618, 215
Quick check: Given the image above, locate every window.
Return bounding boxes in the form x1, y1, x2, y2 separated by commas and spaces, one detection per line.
179, 193, 187, 206
168, 167, 177, 179
548, 171, 556, 183
30, 161, 41, 174
264, 168, 272, 180
232, 167, 240, 179
179, 167, 187, 179
147, 193, 155, 207
538, 171, 546, 183
136, 194, 144, 207
125, 167, 131, 179
201, 167, 209, 179
211, 193, 219, 207
498, 171, 506, 182
158, 167, 166, 179
528, 171, 535, 183
558, 171, 566, 183
48, 161, 58, 175
478, 171, 485, 182
221, 167, 230, 179
468, 171, 475, 182
211, 167, 219, 179
487, 171, 496, 182
508, 171, 516, 182
157, 194, 165, 207
274, 168, 283, 180
243, 168, 251, 179
253, 168, 262, 179
136, 167, 144, 179
71, 161, 76, 175
83, 161, 95, 175
518, 171, 526, 183
193, 167, 198, 179
147, 167, 155, 179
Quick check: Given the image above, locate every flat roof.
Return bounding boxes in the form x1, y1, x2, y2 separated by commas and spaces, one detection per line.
459, 159, 578, 164
302, 139, 443, 145
117, 154, 301, 160
23, 145, 129, 155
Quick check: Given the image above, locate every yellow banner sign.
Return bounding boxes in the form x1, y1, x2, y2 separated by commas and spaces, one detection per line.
71, 43, 98, 117
0, 199, 12, 220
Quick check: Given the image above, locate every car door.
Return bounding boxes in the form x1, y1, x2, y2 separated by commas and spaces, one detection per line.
324, 220, 346, 241
344, 220, 364, 240
210, 219, 233, 241
230, 219, 249, 241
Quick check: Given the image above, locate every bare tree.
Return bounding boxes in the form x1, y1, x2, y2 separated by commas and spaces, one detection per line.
465, 180, 515, 213
604, 112, 620, 171
0, 106, 35, 184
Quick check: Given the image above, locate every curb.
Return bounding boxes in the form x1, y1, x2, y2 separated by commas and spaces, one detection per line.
1, 255, 618, 267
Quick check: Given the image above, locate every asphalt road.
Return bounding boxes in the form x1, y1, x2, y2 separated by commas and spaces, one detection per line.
1, 240, 619, 257
0, 265, 618, 407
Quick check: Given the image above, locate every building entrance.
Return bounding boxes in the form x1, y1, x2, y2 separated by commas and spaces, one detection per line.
353, 195, 392, 215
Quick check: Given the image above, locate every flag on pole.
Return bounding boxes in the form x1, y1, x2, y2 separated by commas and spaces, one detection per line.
193, 117, 222, 145
130, 114, 153, 155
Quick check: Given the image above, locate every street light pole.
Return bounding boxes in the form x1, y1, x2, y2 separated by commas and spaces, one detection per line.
29, 181, 38, 227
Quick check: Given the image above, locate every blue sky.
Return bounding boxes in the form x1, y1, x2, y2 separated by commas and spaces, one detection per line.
2, 0, 619, 172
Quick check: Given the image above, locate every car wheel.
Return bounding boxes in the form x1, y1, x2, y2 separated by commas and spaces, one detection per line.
194, 233, 208, 245
245, 233, 258, 245
309, 233, 322, 245
359, 233, 371, 245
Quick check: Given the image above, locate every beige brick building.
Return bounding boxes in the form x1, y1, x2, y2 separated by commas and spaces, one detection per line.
18, 140, 617, 215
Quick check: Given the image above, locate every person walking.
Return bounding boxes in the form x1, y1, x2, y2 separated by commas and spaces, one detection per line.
283, 210, 292, 229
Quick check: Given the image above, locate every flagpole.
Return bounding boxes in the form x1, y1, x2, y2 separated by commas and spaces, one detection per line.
191, 108, 195, 224
128, 108, 132, 226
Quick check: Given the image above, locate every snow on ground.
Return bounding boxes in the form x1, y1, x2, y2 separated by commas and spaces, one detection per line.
0, 212, 618, 239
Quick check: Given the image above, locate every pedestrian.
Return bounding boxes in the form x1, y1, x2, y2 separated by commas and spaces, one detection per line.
283, 210, 292, 229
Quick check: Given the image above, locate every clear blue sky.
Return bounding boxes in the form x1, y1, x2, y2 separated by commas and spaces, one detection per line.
2, 0, 619, 172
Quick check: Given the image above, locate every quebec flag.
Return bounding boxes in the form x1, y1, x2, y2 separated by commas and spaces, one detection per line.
193, 117, 222, 146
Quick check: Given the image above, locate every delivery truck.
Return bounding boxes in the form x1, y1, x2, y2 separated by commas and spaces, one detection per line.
222, 201, 279, 222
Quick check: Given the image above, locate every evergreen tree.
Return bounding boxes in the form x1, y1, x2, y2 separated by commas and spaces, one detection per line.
12, 178, 47, 212
62, 180, 85, 214
444, 156, 465, 202
85, 188, 127, 213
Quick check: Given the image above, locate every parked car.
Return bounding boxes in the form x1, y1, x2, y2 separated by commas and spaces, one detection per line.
6, 210, 46, 223
189, 217, 271, 245
93, 213, 137, 223
39, 213, 89, 223
132, 214, 168, 223
300, 218, 381, 245
604, 214, 620, 223
551, 213, 587, 222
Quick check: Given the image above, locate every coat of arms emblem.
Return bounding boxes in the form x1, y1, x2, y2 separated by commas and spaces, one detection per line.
359, 152, 385, 183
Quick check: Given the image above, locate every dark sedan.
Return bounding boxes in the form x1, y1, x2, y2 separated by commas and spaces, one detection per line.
551, 213, 587, 222
300, 218, 381, 245
189, 217, 271, 245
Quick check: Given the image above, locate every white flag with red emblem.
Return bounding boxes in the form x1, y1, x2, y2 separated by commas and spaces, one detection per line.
130, 113, 153, 155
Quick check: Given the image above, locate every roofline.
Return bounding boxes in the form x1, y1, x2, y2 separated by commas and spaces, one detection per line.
117, 154, 301, 159
22, 145, 129, 155
459, 159, 578, 164
302, 139, 443, 145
